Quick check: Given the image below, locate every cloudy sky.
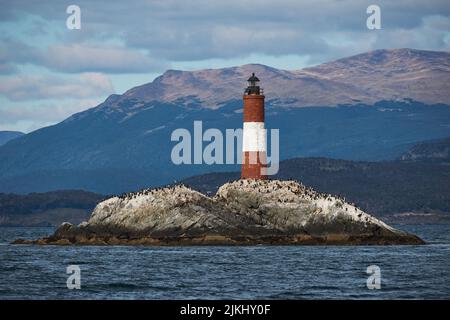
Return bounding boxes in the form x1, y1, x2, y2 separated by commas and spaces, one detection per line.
1, 0, 449, 132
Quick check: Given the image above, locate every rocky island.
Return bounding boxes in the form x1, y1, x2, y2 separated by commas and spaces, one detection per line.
14, 179, 424, 245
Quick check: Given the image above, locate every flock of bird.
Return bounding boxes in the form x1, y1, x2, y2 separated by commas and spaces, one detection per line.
111, 178, 362, 214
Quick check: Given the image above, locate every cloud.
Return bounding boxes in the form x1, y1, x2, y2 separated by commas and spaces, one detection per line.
0, 39, 167, 74
2, 0, 449, 69
128, 25, 330, 61
119, 0, 450, 62
0, 72, 114, 101
41, 44, 167, 73
0, 63, 17, 74
0, 37, 41, 74
371, 15, 450, 51
0, 98, 103, 132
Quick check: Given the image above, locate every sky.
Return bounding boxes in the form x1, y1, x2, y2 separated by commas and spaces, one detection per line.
0, 0, 449, 133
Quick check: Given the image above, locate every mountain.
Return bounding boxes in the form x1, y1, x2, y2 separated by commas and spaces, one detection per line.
181, 157, 450, 224
116, 48, 450, 108
399, 137, 450, 163
0, 131, 24, 146
300, 48, 450, 106
0, 49, 449, 194
0, 190, 105, 226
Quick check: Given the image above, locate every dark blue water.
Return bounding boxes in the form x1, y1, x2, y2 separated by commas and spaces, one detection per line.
1, 225, 449, 299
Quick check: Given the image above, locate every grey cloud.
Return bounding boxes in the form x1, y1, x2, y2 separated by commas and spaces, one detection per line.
75, 0, 450, 62
126, 24, 330, 61
0, 73, 114, 101
0, 38, 38, 61
0, 98, 102, 132
0, 37, 41, 74
42, 44, 168, 73
6, 0, 448, 31
1, 0, 449, 71
0, 63, 17, 74
371, 15, 450, 51
0, 38, 167, 74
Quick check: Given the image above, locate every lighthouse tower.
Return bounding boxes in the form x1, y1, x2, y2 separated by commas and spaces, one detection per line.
241, 73, 267, 179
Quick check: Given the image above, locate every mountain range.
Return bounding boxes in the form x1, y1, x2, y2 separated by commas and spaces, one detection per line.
399, 137, 450, 162
0, 48, 449, 194
0, 190, 104, 227
112, 48, 450, 108
2, 153, 448, 226
0, 131, 24, 146
182, 157, 450, 224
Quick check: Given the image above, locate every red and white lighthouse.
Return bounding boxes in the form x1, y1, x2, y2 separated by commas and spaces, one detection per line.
241, 73, 267, 179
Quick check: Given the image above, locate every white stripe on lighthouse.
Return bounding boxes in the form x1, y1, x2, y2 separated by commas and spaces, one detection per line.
243, 122, 267, 152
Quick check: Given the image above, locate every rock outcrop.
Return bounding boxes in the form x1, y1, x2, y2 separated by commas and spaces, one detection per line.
15, 180, 424, 245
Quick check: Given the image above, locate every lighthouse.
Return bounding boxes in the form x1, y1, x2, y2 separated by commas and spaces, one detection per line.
241, 73, 267, 179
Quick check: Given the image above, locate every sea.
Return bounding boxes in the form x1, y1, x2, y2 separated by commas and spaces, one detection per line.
0, 225, 449, 299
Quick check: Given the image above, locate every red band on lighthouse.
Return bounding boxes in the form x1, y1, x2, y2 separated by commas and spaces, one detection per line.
241, 73, 267, 180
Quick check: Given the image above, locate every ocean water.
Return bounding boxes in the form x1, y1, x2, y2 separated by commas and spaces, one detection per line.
0, 225, 449, 299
